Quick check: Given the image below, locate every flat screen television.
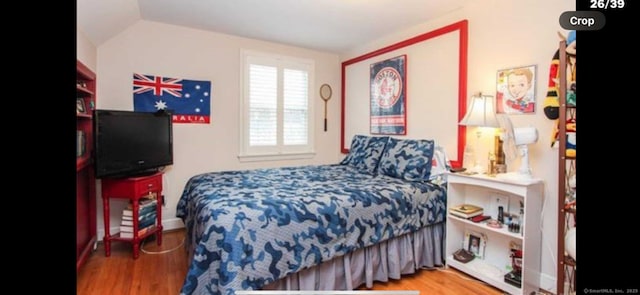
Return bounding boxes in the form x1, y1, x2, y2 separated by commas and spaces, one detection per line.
93, 109, 173, 179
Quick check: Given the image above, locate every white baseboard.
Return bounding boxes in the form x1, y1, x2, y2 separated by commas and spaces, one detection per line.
540, 272, 556, 294
97, 218, 185, 241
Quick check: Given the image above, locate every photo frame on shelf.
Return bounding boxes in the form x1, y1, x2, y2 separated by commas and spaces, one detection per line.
496, 64, 537, 114
77, 98, 87, 114
464, 230, 487, 259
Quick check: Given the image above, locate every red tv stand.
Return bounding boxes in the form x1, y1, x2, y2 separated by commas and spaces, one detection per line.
101, 172, 163, 259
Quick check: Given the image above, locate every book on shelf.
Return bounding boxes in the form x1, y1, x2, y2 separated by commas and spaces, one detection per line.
120, 225, 156, 239
120, 212, 157, 231
122, 210, 156, 222
126, 194, 157, 209
470, 215, 491, 223
121, 216, 133, 226
120, 222, 156, 234
451, 204, 483, 214
120, 216, 156, 232
122, 198, 158, 217
130, 193, 157, 205
449, 204, 483, 219
120, 212, 153, 226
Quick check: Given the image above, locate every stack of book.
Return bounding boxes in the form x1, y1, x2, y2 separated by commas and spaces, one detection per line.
449, 204, 483, 219
120, 194, 157, 239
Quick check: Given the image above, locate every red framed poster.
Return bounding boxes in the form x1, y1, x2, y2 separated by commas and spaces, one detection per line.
370, 55, 407, 135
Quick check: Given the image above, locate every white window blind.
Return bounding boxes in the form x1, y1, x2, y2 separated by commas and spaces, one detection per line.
249, 64, 277, 146
240, 50, 315, 161
283, 69, 308, 145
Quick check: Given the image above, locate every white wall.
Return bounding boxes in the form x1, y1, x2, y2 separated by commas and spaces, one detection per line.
94, 20, 342, 239
77, 28, 97, 71
341, 0, 574, 292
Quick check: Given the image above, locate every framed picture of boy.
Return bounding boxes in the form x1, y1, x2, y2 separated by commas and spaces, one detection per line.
464, 230, 486, 259
496, 65, 536, 114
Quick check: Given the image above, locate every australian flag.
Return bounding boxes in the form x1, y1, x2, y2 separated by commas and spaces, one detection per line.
133, 73, 211, 124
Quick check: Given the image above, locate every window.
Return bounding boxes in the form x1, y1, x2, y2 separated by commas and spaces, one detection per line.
240, 50, 315, 161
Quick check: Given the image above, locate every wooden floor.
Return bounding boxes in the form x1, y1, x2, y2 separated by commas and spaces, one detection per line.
77, 229, 505, 295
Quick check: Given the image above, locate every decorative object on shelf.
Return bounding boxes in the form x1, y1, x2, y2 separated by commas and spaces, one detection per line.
507, 200, 524, 234
77, 80, 87, 88
496, 65, 537, 114
133, 73, 212, 124
77, 98, 87, 114
508, 217, 521, 233
495, 114, 538, 181
320, 83, 332, 132
453, 248, 475, 263
463, 230, 487, 259
493, 135, 507, 174
505, 242, 523, 287
369, 55, 407, 135
486, 219, 503, 228
489, 194, 510, 220
458, 93, 499, 174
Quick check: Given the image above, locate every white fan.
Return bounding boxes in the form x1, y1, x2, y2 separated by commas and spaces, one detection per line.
496, 114, 538, 181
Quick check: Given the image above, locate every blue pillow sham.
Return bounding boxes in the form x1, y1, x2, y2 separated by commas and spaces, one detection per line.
378, 137, 435, 181
340, 135, 389, 175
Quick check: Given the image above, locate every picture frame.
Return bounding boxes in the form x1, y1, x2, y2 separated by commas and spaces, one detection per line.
463, 230, 487, 259
77, 98, 87, 114
496, 64, 537, 114
369, 54, 407, 135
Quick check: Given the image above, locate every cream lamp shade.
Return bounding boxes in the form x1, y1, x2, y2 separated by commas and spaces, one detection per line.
458, 93, 499, 174
459, 94, 499, 128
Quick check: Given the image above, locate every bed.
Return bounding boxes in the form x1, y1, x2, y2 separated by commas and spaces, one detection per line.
176, 135, 450, 295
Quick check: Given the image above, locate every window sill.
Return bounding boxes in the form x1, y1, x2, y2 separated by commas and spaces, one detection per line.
238, 152, 315, 162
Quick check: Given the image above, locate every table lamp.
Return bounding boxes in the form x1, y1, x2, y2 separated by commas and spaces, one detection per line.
459, 93, 499, 174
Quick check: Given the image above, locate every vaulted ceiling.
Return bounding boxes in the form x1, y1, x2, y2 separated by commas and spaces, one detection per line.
77, 0, 469, 54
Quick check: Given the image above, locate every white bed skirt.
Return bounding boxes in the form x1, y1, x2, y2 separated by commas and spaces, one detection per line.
263, 222, 445, 291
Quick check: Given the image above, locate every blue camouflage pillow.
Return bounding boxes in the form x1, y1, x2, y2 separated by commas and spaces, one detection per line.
340, 135, 389, 175
378, 137, 435, 181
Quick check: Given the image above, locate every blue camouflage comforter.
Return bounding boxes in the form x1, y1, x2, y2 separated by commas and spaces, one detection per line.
176, 164, 446, 295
